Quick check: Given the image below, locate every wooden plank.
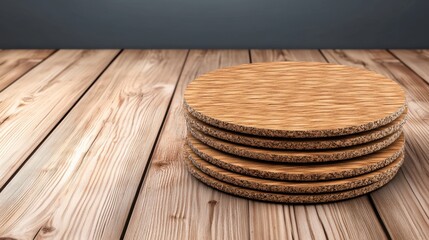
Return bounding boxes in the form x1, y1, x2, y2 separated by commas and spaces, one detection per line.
0, 50, 55, 92
321, 49, 429, 239
0, 50, 188, 239
124, 50, 250, 240
247, 49, 388, 240
390, 50, 429, 84
0, 50, 119, 188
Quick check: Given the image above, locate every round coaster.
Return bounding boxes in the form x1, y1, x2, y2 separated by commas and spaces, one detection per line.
184, 156, 400, 203
187, 133, 405, 181
186, 148, 404, 193
184, 62, 406, 138
188, 126, 402, 163
185, 110, 407, 150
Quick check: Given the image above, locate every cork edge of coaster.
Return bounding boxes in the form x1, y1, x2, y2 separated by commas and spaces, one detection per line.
187, 135, 405, 181
184, 100, 407, 138
184, 156, 400, 204
186, 147, 404, 194
185, 109, 407, 150
188, 125, 403, 163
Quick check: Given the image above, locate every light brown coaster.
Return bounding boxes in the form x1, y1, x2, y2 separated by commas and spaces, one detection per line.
184, 155, 400, 203
185, 110, 407, 150
184, 62, 406, 138
186, 147, 404, 193
187, 134, 405, 181
188, 126, 402, 163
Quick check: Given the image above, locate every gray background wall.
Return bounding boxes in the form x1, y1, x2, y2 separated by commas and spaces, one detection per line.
0, 0, 428, 48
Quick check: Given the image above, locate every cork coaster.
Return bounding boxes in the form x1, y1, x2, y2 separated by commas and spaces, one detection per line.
187, 133, 405, 181
186, 147, 404, 193
185, 110, 407, 150
184, 62, 406, 138
188, 126, 402, 163
184, 155, 400, 203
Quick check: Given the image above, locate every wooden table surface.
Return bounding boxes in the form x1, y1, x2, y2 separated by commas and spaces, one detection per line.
0, 49, 427, 239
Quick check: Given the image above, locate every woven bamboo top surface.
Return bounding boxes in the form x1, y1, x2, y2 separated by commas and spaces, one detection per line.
184, 62, 406, 137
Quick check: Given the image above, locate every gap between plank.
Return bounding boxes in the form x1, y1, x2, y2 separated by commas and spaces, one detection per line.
376, 49, 429, 221
248, 49, 253, 64
318, 49, 393, 240
385, 49, 429, 220
248, 49, 253, 240
313, 207, 328, 239
401, 169, 429, 220
368, 195, 392, 240
32, 115, 106, 240
119, 50, 191, 240
387, 49, 429, 88
356, 49, 429, 223
0, 50, 58, 94
0, 49, 123, 192
318, 49, 329, 62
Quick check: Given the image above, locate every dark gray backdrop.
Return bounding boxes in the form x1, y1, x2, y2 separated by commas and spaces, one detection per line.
1, 0, 428, 48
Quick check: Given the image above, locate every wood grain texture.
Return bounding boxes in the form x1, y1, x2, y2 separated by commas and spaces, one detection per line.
185, 109, 407, 150
187, 146, 404, 193
0, 50, 187, 239
185, 155, 401, 203
189, 125, 403, 162
250, 199, 383, 240
249, 49, 388, 239
124, 50, 251, 240
0, 50, 119, 188
2, 49, 426, 239
184, 61, 406, 138
0, 49, 54, 92
321, 49, 429, 239
188, 132, 404, 181
390, 50, 429, 84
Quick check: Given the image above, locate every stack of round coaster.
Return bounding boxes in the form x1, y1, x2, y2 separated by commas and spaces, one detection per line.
183, 62, 407, 204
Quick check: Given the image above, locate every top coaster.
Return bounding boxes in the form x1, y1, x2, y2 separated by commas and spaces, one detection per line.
184, 62, 406, 138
